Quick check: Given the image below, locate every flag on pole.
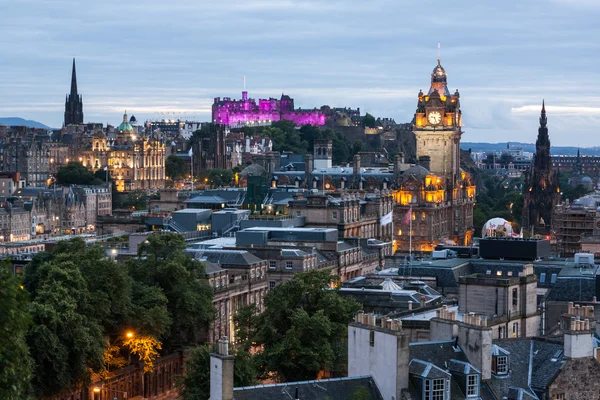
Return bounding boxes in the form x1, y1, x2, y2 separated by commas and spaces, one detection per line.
380, 211, 393, 226
103, 166, 108, 171
403, 209, 411, 225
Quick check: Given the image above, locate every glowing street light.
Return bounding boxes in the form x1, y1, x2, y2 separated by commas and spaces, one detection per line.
126, 331, 134, 339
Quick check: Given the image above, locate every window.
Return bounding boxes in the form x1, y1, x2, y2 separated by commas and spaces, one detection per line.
424, 378, 446, 400
512, 288, 518, 307
269, 281, 276, 290
285, 261, 293, 270
495, 356, 508, 374
332, 211, 337, 220
551, 273, 557, 283
540, 272, 546, 283
369, 330, 375, 347
467, 375, 479, 397
269, 261, 276, 269
553, 394, 566, 400
512, 322, 519, 338
296, 211, 301, 217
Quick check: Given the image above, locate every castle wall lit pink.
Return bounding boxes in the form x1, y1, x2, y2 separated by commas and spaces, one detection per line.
212, 91, 325, 126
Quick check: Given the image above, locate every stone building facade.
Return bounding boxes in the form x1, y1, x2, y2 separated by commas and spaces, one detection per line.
287, 190, 395, 242
80, 113, 166, 192
2, 135, 51, 187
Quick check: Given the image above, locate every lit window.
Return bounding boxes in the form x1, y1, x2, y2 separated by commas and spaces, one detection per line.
553, 394, 566, 400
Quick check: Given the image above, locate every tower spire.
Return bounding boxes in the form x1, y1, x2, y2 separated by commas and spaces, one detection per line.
540, 100, 547, 128
70, 58, 78, 97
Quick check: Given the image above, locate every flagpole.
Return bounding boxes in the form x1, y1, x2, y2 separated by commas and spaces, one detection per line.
190, 149, 194, 192
409, 204, 412, 276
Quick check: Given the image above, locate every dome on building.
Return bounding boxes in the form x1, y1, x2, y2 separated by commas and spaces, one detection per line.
582, 176, 592, 183
482, 217, 515, 238
240, 163, 266, 177
129, 114, 137, 124
118, 111, 134, 133
403, 165, 430, 180
431, 60, 447, 84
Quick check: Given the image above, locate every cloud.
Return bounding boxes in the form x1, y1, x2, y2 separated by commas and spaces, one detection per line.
0, 0, 599, 146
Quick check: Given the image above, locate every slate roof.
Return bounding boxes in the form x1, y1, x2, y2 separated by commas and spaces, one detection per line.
193, 249, 264, 266
233, 376, 383, 400
409, 340, 470, 368
410, 359, 451, 379
487, 338, 565, 399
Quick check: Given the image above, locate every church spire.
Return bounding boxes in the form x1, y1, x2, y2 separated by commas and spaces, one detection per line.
70, 58, 78, 97
64, 58, 84, 126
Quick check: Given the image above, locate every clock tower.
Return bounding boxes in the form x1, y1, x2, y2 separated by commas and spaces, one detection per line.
413, 59, 462, 181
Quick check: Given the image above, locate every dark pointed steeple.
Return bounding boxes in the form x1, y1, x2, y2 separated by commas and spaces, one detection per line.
523, 100, 560, 231
70, 58, 78, 97
64, 58, 84, 126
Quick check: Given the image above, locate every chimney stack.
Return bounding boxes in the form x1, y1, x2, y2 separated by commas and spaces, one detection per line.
563, 306, 595, 359
353, 154, 361, 176
210, 336, 235, 400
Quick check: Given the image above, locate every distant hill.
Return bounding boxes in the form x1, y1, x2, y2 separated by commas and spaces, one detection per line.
461, 142, 600, 156
0, 117, 54, 130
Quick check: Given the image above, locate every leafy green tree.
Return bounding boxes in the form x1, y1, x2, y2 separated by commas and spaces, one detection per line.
363, 113, 376, 128
165, 155, 187, 179
209, 168, 234, 187
177, 344, 212, 400
129, 233, 215, 350
0, 264, 33, 399
352, 140, 365, 155
177, 344, 257, 400
254, 270, 360, 381
56, 161, 103, 185
26, 259, 105, 398
266, 121, 309, 155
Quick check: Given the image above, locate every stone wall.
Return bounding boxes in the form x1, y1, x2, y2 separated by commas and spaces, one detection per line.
548, 358, 600, 400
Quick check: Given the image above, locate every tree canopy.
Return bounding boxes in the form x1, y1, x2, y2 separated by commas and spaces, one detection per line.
0, 263, 33, 399
208, 168, 234, 188
56, 161, 104, 185
362, 113, 376, 128
165, 155, 187, 180
253, 270, 360, 381
19, 234, 214, 397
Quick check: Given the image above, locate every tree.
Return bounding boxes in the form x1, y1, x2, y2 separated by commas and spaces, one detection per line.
352, 140, 365, 155
0, 263, 33, 399
26, 259, 105, 398
128, 233, 214, 350
177, 344, 257, 400
56, 161, 103, 185
254, 270, 360, 381
177, 345, 212, 400
165, 155, 187, 180
363, 113, 376, 128
208, 168, 234, 187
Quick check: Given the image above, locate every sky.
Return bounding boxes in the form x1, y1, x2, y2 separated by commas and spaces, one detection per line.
1, 0, 599, 145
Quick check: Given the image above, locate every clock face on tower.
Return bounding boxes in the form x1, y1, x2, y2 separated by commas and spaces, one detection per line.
428, 111, 442, 125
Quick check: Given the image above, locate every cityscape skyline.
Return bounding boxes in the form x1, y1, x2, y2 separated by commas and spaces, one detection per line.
1, 0, 599, 145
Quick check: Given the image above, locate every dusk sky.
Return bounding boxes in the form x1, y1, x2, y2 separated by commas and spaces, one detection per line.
1, 0, 599, 146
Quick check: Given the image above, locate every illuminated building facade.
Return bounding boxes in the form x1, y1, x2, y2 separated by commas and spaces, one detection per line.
212, 91, 325, 127
392, 59, 475, 252
81, 113, 166, 192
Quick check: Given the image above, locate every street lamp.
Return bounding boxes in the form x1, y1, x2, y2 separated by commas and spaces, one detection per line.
126, 331, 134, 339
93, 386, 128, 399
